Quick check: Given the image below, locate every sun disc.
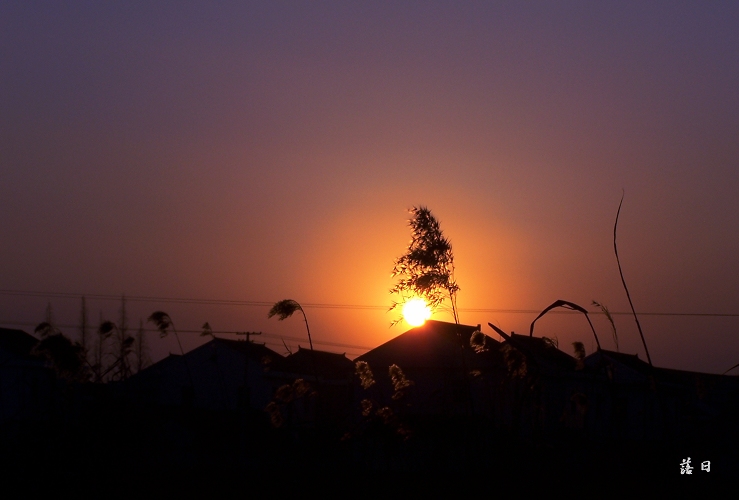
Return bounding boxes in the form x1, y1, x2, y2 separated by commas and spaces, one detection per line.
402, 298, 431, 327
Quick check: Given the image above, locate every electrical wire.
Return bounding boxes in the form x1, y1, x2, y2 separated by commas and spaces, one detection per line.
2, 289, 738, 317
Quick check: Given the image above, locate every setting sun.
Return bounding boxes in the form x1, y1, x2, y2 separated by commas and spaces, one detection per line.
402, 297, 432, 327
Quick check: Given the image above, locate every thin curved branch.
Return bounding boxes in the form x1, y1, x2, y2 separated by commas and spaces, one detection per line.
614, 192, 652, 366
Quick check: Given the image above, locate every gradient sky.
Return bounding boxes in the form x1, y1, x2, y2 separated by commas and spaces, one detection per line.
2, 1, 738, 373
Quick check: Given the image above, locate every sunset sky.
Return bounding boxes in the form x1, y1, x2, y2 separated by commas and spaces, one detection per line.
2, 2, 738, 373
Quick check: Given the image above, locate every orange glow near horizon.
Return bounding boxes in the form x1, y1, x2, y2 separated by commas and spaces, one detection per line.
402, 297, 432, 327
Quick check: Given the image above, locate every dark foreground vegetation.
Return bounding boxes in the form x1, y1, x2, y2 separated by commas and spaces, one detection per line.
2, 403, 731, 495
3, 321, 736, 494
5, 281, 738, 492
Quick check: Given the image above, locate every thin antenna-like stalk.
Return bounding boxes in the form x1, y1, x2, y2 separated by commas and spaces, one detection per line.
614, 192, 652, 366
96, 310, 105, 382
79, 296, 89, 353
135, 319, 148, 373
118, 295, 130, 380
170, 321, 195, 392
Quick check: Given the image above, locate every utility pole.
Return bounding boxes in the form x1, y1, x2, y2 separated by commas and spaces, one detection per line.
117, 295, 130, 380
236, 331, 262, 343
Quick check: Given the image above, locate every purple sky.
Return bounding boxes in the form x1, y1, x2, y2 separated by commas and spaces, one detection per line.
2, 2, 738, 373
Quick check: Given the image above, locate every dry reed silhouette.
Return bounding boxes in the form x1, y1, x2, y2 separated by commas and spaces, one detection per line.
355, 361, 376, 390
592, 300, 619, 352
614, 193, 652, 365
268, 299, 314, 352
530, 299, 601, 350
572, 341, 586, 370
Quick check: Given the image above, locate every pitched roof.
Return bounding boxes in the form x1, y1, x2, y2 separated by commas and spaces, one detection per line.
587, 349, 650, 372
127, 351, 183, 377
211, 337, 283, 361
275, 347, 354, 379
356, 320, 498, 370
128, 338, 283, 382
585, 349, 739, 402
0, 328, 39, 357
504, 333, 578, 370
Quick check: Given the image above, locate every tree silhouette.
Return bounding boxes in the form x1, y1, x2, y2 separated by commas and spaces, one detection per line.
390, 206, 460, 325
94, 315, 113, 382
34, 321, 57, 339
33, 322, 89, 382
98, 320, 135, 381
200, 322, 214, 339
389, 207, 477, 416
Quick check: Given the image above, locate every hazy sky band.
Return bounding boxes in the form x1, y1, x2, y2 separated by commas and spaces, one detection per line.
2, 2, 738, 372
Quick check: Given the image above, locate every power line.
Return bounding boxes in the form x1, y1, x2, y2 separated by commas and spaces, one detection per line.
0, 290, 275, 307
2, 289, 739, 317
0, 320, 376, 351
0, 289, 381, 310
462, 308, 739, 317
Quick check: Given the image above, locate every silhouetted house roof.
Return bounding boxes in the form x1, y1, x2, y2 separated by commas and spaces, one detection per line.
129, 352, 183, 381
498, 331, 577, 373
126, 338, 283, 411
264, 348, 355, 427
0, 328, 55, 424
208, 337, 283, 366
585, 349, 652, 383
274, 347, 354, 381
584, 348, 732, 386
356, 320, 498, 371
0, 328, 39, 357
355, 320, 500, 416
652, 365, 737, 387
581, 347, 739, 405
